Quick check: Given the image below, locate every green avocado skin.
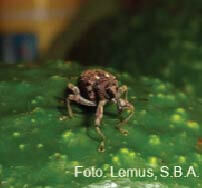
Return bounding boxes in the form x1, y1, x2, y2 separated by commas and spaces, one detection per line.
0, 60, 201, 188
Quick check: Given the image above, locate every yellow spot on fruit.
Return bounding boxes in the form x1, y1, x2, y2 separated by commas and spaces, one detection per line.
170, 114, 182, 123
176, 108, 185, 114
157, 84, 166, 91
72, 161, 79, 166
129, 152, 136, 158
120, 148, 129, 154
51, 75, 63, 80
32, 107, 44, 113
157, 93, 164, 98
31, 119, 36, 123
112, 156, 120, 164
187, 121, 199, 129
37, 144, 44, 149
149, 135, 160, 145
166, 95, 175, 100
103, 164, 110, 171
178, 156, 186, 163
19, 144, 25, 150
62, 131, 73, 139
148, 93, 154, 98
140, 109, 146, 115
53, 153, 61, 158
31, 99, 37, 104
13, 132, 20, 137
178, 92, 186, 99
148, 157, 158, 167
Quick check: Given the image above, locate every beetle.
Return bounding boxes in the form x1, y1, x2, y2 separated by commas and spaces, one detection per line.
67, 69, 134, 152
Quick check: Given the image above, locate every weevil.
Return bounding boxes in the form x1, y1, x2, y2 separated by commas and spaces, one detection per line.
67, 69, 134, 152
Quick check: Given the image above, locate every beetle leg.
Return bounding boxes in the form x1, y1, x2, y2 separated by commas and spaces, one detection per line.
66, 83, 78, 117
116, 121, 129, 136
95, 100, 107, 152
67, 96, 73, 117
68, 83, 80, 95
116, 103, 134, 136
68, 83, 96, 106
67, 84, 97, 117
116, 108, 128, 136
118, 85, 128, 100
69, 94, 97, 106
117, 113, 134, 136
67, 94, 97, 116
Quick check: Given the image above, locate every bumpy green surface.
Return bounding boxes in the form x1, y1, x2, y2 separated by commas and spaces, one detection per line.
0, 61, 201, 187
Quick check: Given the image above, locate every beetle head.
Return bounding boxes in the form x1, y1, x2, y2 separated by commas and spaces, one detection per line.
107, 85, 118, 98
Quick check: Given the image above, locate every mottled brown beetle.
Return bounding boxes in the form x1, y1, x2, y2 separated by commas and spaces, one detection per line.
67, 69, 134, 152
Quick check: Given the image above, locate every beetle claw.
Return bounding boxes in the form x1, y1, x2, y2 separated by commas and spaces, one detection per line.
117, 126, 128, 136
121, 129, 128, 136
98, 141, 105, 152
